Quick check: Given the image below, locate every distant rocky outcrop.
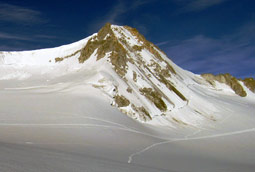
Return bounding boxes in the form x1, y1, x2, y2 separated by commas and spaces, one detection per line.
201, 73, 247, 97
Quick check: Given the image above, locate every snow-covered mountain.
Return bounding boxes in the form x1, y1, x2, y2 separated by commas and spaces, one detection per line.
1, 23, 255, 172
0, 23, 254, 128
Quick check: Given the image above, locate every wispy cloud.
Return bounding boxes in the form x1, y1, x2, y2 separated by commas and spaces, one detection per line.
0, 32, 32, 41
88, 0, 154, 33
0, 3, 44, 24
105, 0, 154, 24
103, 0, 126, 24
156, 41, 170, 46
34, 35, 58, 39
0, 45, 23, 51
173, 0, 229, 14
0, 31, 60, 51
0, 31, 58, 41
164, 22, 255, 78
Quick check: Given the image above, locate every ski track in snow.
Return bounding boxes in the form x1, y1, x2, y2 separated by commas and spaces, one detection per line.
0, 122, 170, 147
56, 111, 130, 129
0, 110, 168, 140
128, 127, 255, 163
0, 109, 170, 142
0, 123, 129, 129
55, 111, 169, 140
4, 86, 48, 90
2, 109, 255, 164
1, 114, 255, 164
0, 122, 165, 143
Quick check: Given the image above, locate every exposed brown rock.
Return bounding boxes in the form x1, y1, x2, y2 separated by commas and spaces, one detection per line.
139, 87, 167, 112
132, 45, 143, 51
172, 117, 188, 125
79, 23, 129, 77
79, 37, 99, 63
138, 106, 152, 120
142, 64, 186, 102
158, 74, 187, 101
124, 25, 176, 74
149, 61, 171, 78
108, 43, 128, 77
55, 50, 81, 63
55, 57, 64, 62
242, 78, 255, 93
131, 104, 152, 121
97, 23, 113, 40
133, 71, 137, 82
126, 87, 132, 93
115, 95, 130, 107
202, 73, 247, 97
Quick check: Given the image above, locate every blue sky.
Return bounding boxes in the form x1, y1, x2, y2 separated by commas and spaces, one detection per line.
0, 0, 254, 78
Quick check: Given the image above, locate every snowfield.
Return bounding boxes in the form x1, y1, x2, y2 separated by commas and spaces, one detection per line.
0, 24, 254, 172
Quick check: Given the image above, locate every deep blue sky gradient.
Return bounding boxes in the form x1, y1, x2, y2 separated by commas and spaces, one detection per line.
0, 0, 254, 78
